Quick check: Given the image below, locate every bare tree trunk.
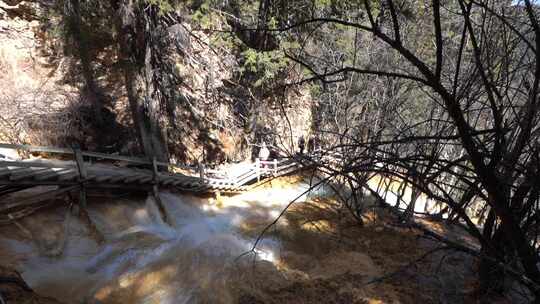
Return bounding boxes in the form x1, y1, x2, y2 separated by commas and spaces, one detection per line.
479, 209, 506, 296
400, 167, 421, 223
401, 184, 419, 222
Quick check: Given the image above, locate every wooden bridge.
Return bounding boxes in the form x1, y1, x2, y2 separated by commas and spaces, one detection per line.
0, 143, 307, 225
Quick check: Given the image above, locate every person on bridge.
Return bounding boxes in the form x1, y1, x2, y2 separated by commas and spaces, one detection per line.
259, 142, 270, 161
298, 136, 305, 154
307, 137, 315, 153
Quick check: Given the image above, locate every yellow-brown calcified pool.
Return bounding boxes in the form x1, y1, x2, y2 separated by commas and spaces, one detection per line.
0, 180, 397, 304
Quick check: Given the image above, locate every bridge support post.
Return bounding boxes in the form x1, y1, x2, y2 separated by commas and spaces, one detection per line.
74, 148, 87, 212
199, 163, 205, 181
74, 147, 104, 244
152, 157, 170, 226
256, 158, 260, 182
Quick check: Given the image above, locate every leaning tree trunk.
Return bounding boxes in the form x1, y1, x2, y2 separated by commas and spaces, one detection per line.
65, 0, 104, 127
114, 0, 169, 162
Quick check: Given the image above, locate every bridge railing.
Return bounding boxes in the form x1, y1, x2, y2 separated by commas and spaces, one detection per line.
256, 159, 279, 176
0, 143, 200, 175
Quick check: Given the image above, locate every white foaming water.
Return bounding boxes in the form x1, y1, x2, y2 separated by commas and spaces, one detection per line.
1, 181, 324, 303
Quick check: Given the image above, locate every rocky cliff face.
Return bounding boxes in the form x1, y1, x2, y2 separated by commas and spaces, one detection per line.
0, 1, 313, 164
0, 1, 71, 144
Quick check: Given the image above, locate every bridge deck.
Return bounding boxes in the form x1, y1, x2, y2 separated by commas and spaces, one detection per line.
0, 160, 250, 192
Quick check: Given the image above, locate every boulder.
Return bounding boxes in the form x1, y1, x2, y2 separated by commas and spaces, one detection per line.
0, 265, 63, 304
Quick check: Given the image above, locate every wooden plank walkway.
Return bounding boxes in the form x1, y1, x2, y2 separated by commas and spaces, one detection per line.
0, 143, 308, 224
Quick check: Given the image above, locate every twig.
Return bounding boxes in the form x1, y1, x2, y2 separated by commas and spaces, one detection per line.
362, 246, 451, 287
412, 220, 540, 293
236, 175, 332, 261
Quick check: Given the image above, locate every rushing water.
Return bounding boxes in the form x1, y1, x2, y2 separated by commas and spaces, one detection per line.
0, 180, 332, 303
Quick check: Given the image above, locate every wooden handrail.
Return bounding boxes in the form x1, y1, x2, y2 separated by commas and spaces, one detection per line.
0, 143, 149, 162
0, 142, 199, 172
0, 143, 73, 154
0, 160, 76, 169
